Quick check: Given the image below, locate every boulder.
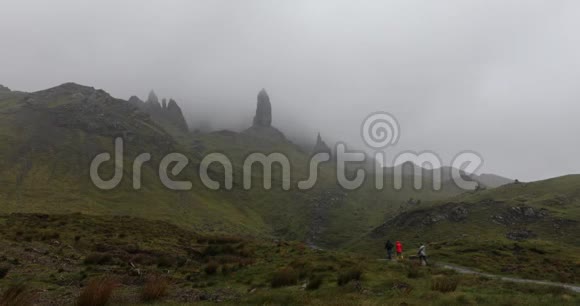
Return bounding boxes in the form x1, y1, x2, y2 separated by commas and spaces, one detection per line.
449, 206, 468, 221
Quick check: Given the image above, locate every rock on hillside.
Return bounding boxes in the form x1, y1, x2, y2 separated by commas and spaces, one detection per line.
146, 90, 162, 111
244, 89, 287, 142
130, 90, 189, 133
312, 133, 332, 156
253, 89, 272, 127
13, 83, 174, 145
0, 82, 178, 195
167, 98, 188, 132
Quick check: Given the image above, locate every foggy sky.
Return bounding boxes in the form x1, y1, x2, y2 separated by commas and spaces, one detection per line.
1, 0, 579, 181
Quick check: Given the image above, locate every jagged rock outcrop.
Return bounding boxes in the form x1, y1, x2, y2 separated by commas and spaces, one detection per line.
449, 206, 469, 221
166, 98, 188, 132
147, 90, 159, 104
146, 90, 162, 111
253, 89, 272, 127
370, 202, 470, 238
129, 90, 189, 133
0, 84, 10, 92
23, 83, 171, 145
492, 206, 548, 226
312, 133, 332, 156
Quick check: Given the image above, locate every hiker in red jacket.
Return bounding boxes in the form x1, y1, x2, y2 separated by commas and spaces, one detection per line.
396, 241, 403, 259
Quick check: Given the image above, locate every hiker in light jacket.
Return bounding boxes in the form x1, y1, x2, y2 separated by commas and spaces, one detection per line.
418, 243, 427, 266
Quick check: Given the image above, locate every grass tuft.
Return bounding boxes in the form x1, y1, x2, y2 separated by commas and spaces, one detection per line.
141, 275, 169, 302
76, 276, 117, 306
337, 268, 362, 286
204, 261, 219, 275
270, 268, 299, 288
306, 276, 323, 290
83, 253, 113, 265
0, 266, 10, 279
0, 284, 35, 306
431, 276, 459, 293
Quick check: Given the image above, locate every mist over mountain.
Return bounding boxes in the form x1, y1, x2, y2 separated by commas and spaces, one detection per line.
2, 1, 580, 181
2, 2, 580, 304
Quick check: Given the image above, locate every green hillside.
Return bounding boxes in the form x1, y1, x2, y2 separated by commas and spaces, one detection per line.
5, 83, 578, 285
355, 175, 580, 283
0, 83, 270, 235
0, 213, 576, 306
0, 83, 579, 303
0, 83, 469, 249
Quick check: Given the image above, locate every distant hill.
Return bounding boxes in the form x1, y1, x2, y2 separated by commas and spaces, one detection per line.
383, 162, 512, 190
470, 173, 513, 188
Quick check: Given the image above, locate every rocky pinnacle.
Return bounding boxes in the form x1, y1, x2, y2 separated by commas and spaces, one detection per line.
147, 90, 159, 104
253, 89, 272, 127
313, 133, 332, 156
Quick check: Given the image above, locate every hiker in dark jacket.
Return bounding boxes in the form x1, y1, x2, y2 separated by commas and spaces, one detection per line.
385, 240, 394, 260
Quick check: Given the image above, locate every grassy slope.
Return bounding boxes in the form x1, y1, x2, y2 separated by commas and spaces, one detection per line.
193, 131, 468, 247
0, 85, 270, 236
352, 176, 580, 283
0, 213, 577, 306
456, 175, 580, 220
0, 83, 469, 248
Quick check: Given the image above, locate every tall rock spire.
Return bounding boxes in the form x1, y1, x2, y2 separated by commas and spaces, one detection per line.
147, 90, 159, 104
146, 90, 161, 111
253, 89, 272, 127
313, 132, 332, 156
